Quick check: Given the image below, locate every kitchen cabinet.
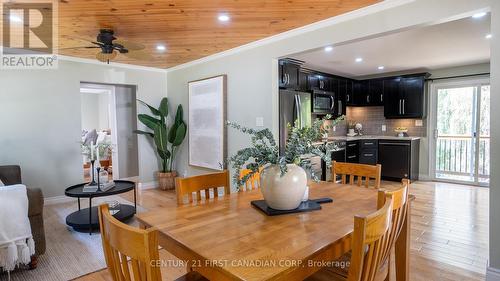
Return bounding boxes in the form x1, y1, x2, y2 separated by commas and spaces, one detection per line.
351, 80, 368, 106
383, 77, 400, 117
368, 79, 384, 105
378, 139, 420, 181
384, 73, 429, 119
346, 141, 359, 163
359, 139, 378, 165
335, 78, 347, 117
345, 79, 354, 106
308, 74, 332, 91
350, 79, 383, 106
279, 60, 300, 89
399, 75, 427, 118
298, 70, 309, 91
279, 58, 428, 119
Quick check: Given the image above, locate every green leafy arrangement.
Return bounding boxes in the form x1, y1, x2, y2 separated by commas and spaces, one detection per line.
134, 98, 187, 173
227, 115, 345, 188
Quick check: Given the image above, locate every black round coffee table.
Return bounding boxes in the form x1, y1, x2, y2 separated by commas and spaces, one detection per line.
65, 180, 136, 234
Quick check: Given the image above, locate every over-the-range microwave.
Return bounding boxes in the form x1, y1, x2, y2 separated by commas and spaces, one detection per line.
312, 90, 335, 114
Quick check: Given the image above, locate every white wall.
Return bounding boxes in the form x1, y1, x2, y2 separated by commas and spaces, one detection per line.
489, 0, 500, 273
0, 60, 167, 197
81, 93, 101, 130
80, 92, 110, 131
167, 0, 491, 184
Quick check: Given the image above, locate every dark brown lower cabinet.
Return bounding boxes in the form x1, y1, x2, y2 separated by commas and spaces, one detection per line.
378, 139, 419, 181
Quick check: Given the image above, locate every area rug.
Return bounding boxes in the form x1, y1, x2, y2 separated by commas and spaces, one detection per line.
0, 196, 147, 281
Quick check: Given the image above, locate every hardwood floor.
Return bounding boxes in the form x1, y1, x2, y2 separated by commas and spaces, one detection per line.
75, 181, 488, 281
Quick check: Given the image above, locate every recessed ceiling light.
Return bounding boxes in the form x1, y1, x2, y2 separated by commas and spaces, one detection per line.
485, 34, 492, 39
9, 15, 22, 23
218, 14, 230, 22
355, 57, 363, 63
378, 66, 385, 70
472, 12, 487, 19
156, 45, 166, 51
324, 46, 333, 52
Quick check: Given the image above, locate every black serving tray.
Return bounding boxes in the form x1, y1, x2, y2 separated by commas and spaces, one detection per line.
251, 198, 333, 216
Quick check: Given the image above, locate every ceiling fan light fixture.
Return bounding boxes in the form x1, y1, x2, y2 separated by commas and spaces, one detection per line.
96, 51, 118, 63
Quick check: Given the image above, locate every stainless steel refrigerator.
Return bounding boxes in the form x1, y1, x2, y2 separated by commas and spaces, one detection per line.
279, 89, 312, 154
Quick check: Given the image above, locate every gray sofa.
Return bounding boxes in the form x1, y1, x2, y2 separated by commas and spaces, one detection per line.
0, 165, 46, 268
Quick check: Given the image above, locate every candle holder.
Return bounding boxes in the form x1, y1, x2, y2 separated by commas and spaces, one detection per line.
89, 160, 97, 186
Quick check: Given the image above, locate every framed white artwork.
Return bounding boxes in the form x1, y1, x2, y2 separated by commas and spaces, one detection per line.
188, 75, 227, 170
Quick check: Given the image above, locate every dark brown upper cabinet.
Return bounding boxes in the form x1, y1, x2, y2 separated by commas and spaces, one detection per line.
384, 73, 429, 119
368, 79, 384, 105
308, 74, 333, 92
335, 78, 347, 117
351, 80, 368, 105
279, 60, 301, 90
278, 58, 428, 119
298, 70, 309, 91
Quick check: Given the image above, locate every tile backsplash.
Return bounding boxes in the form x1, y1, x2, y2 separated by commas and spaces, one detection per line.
323, 106, 427, 137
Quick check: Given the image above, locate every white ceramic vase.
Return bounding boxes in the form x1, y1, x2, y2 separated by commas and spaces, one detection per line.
260, 164, 307, 210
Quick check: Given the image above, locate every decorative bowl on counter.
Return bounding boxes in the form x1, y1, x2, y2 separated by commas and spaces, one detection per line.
395, 127, 409, 137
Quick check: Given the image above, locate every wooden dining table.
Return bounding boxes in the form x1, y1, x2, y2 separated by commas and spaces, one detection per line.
136, 181, 410, 281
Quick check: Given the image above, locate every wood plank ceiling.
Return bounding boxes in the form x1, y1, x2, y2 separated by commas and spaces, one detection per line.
57, 0, 381, 68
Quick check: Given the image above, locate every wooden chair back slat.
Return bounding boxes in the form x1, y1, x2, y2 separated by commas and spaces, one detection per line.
175, 170, 230, 205
332, 161, 382, 189
376, 179, 410, 267
98, 204, 161, 281
239, 169, 261, 191
347, 196, 393, 281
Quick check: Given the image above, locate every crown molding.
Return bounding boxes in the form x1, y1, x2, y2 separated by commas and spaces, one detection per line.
58, 55, 167, 73
166, 0, 415, 73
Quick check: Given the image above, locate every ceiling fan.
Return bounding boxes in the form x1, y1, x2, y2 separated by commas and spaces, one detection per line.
63, 29, 152, 63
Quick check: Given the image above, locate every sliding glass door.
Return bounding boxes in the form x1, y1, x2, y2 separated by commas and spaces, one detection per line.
432, 80, 490, 186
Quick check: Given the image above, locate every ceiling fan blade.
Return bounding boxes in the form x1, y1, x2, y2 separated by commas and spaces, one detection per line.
96, 51, 118, 62
64, 35, 97, 44
57, 46, 101, 50
122, 50, 153, 60
114, 40, 145, 51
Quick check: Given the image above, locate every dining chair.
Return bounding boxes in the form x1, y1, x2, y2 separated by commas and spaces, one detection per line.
239, 168, 261, 191
306, 195, 394, 281
97, 204, 207, 281
175, 170, 230, 204
307, 180, 410, 281
332, 161, 382, 188
375, 179, 410, 280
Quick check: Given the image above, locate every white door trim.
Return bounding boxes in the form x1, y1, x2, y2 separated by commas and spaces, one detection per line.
80, 83, 119, 180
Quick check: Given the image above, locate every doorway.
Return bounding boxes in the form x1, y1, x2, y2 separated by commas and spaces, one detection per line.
431, 78, 490, 186
80, 83, 139, 181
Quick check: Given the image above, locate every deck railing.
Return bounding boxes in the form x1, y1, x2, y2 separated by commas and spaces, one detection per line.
436, 135, 490, 179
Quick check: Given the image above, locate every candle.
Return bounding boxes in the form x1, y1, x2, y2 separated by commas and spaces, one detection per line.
96, 144, 100, 162
90, 144, 94, 160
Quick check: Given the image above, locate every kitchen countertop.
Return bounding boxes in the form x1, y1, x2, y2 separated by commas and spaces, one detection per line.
323, 135, 421, 142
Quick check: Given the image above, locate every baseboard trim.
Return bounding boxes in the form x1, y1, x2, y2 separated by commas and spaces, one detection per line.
487, 266, 500, 281
137, 181, 158, 190
44, 195, 76, 205
418, 174, 432, 181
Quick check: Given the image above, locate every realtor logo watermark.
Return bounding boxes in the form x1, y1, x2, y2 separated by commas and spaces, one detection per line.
1, 0, 58, 69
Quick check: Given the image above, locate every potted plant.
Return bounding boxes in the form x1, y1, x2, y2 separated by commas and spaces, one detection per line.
134, 98, 187, 190
227, 115, 344, 210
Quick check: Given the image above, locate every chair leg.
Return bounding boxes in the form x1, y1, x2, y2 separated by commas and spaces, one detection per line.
29, 255, 38, 270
